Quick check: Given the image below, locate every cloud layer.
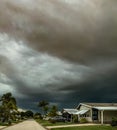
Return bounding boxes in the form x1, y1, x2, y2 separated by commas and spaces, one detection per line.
0, 33, 92, 110
0, 0, 117, 111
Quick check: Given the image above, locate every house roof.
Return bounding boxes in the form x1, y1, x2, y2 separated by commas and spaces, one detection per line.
75, 109, 89, 115
63, 108, 89, 115
56, 111, 62, 116
63, 109, 79, 114
77, 103, 117, 111
94, 107, 117, 111
79, 103, 117, 107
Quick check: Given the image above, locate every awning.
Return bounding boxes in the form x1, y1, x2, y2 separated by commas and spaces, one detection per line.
94, 107, 117, 111
75, 109, 89, 115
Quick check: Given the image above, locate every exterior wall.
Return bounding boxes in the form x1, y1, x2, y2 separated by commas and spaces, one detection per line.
78, 105, 92, 122
79, 105, 90, 110
104, 111, 117, 123
79, 110, 92, 122
98, 110, 117, 123
85, 117, 92, 122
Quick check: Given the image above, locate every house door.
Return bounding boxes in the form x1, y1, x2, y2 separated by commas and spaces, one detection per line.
92, 109, 98, 121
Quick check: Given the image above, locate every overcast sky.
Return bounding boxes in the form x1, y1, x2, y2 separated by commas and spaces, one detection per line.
0, 0, 117, 111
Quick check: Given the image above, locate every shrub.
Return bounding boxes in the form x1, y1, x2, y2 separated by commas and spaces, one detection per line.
80, 118, 88, 123
8, 120, 12, 126
49, 119, 56, 124
0, 122, 5, 126
111, 117, 117, 126
34, 115, 42, 120
73, 115, 78, 123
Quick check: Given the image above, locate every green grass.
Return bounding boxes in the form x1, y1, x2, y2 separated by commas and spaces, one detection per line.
0, 119, 25, 126
0, 122, 9, 126
51, 126, 117, 130
35, 119, 73, 126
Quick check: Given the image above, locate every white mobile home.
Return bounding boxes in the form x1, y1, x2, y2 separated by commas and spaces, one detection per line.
62, 103, 117, 124
77, 103, 117, 124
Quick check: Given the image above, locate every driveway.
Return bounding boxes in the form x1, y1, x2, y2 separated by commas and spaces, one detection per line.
2, 119, 46, 130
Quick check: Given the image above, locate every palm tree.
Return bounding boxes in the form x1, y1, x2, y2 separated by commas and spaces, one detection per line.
43, 105, 49, 115
48, 105, 58, 117
38, 100, 49, 117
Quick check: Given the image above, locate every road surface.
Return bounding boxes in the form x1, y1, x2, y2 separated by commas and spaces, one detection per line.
3, 119, 46, 130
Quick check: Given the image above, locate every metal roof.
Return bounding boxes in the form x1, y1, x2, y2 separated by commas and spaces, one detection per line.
56, 111, 62, 116
94, 107, 117, 111
81, 103, 117, 107
77, 103, 117, 109
75, 109, 89, 115
63, 109, 89, 115
63, 109, 79, 114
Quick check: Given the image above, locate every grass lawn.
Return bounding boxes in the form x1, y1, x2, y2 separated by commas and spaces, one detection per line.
36, 119, 73, 126
51, 126, 117, 130
0, 120, 24, 126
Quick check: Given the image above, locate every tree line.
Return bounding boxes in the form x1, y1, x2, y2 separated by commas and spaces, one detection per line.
0, 92, 58, 125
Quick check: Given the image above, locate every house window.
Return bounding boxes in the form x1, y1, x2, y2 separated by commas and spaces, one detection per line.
80, 115, 84, 117
92, 109, 98, 120
80, 114, 89, 117
86, 114, 89, 117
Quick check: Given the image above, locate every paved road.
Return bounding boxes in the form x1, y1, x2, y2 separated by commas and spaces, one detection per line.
3, 119, 46, 130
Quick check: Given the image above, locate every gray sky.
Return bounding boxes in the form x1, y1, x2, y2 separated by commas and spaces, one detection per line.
0, 0, 117, 111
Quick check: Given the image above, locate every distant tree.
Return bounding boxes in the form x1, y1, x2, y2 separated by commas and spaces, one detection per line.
43, 105, 49, 115
34, 112, 42, 119
25, 110, 33, 118
48, 105, 58, 117
20, 112, 26, 119
38, 100, 49, 116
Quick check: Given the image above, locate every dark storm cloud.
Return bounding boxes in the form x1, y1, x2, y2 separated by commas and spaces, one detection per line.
0, 0, 117, 111
0, 0, 117, 63
56, 72, 117, 109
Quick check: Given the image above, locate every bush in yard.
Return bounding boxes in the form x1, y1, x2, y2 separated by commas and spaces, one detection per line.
111, 117, 117, 126
34, 112, 42, 119
80, 118, 88, 123
49, 119, 56, 124
8, 120, 12, 126
73, 115, 78, 123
